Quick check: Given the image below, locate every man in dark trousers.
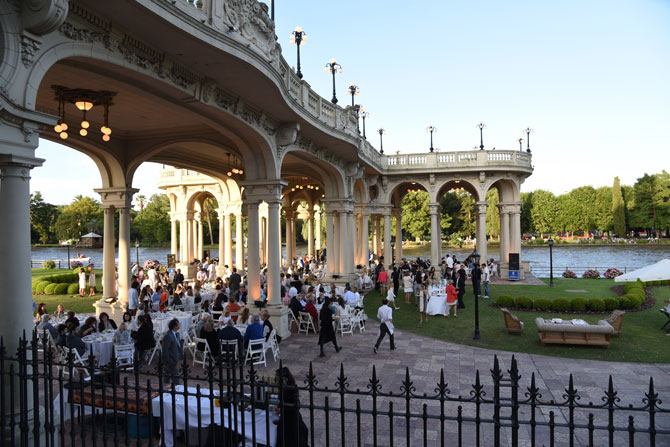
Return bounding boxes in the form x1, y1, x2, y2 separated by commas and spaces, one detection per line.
229, 267, 242, 299
173, 268, 184, 286
161, 319, 183, 384
471, 263, 482, 300
374, 298, 395, 353
456, 266, 467, 309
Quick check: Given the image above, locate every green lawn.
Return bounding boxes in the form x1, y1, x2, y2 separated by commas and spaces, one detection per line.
32, 268, 102, 314
364, 279, 670, 363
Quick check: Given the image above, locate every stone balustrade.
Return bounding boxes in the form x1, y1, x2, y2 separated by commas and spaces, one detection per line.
384, 150, 532, 173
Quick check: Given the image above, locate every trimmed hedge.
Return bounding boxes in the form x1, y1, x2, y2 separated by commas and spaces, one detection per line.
570, 298, 587, 312
43, 283, 57, 295
34, 281, 50, 294
587, 298, 605, 312
552, 298, 571, 312
604, 298, 619, 311
42, 260, 56, 269
515, 296, 533, 309
496, 295, 515, 308
54, 283, 69, 294
534, 298, 552, 311
67, 283, 79, 295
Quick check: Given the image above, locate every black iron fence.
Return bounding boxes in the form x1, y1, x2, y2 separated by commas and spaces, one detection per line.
1, 332, 669, 447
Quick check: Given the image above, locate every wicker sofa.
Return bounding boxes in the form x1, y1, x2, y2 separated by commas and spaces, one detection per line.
535, 318, 614, 348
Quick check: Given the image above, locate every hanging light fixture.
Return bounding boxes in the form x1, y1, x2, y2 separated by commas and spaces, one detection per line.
52, 86, 116, 143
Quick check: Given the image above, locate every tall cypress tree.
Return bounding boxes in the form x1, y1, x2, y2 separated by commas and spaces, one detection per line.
612, 176, 626, 237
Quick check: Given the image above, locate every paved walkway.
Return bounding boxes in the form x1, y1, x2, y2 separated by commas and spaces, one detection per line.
254, 317, 670, 446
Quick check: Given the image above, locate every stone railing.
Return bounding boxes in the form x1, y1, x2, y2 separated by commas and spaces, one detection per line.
383, 150, 533, 171
157, 167, 218, 186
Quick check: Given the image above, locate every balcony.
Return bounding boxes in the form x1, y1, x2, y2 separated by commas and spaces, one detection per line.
157, 167, 218, 188
383, 150, 532, 174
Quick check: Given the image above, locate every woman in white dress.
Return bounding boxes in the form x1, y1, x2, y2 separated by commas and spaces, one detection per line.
87, 266, 96, 296
78, 268, 87, 297
386, 288, 399, 310
402, 272, 414, 304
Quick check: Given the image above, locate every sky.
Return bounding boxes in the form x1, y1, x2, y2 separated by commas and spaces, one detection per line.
32, 0, 670, 206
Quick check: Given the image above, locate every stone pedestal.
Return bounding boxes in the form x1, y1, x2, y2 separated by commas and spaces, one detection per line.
265, 304, 291, 340
499, 262, 526, 281
93, 298, 127, 323
177, 262, 198, 279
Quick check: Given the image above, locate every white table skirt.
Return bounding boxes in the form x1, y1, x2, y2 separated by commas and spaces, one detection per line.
83, 333, 115, 366
151, 312, 192, 338
426, 295, 448, 316
151, 386, 277, 447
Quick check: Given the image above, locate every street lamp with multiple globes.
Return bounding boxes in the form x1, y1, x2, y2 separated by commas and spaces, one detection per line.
378, 128, 386, 154
289, 26, 306, 79
471, 248, 482, 340
477, 122, 486, 150
135, 239, 140, 267
324, 59, 343, 104
524, 126, 533, 153
346, 83, 360, 107
426, 125, 437, 152
518, 137, 524, 151
548, 237, 555, 288
359, 107, 369, 139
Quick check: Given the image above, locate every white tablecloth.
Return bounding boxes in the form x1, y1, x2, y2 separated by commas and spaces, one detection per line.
151, 312, 192, 338
151, 385, 277, 447
83, 332, 115, 366
426, 294, 448, 316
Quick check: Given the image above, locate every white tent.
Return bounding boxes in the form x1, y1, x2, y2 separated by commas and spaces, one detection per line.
614, 259, 670, 282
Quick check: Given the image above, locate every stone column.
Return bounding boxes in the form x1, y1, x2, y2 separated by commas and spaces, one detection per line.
360, 213, 369, 265
188, 216, 195, 262
101, 206, 116, 299
260, 216, 267, 266
217, 209, 226, 276
499, 205, 510, 262
197, 218, 203, 260
475, 201, 488, 265
235, 212, 244, 271
307, 211, 315, 258
511, 206, 522, 255
246, 202, 261, 299
224, 212, 233, 267
315, 209, 322, 250
338, 211, 349, 275
326, 210, 336, 275
118, 206, 132, 306
429, 202, 441, 266
383, 212, 392, 266
266, 200, 282, 305
353, 214, 360, 265
370, 216, 377, 257
291, 212, 297, 261
375, 216, 382, 258
170, 217, 178, 258
393, 208, 403, 261
284, 210, 291, 265
347, 210, 355, 270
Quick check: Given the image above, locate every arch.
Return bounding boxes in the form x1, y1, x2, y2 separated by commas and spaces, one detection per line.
380, 178, 432, 205
484, 177, 520, 204
279, 146, 347, 199
353, 178, 369, 204
434, 178, 482, 203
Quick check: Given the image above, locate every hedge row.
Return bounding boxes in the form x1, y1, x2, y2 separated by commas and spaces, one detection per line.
31, 272, 81, 295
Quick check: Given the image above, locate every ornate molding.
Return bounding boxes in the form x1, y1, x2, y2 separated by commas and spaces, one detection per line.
20, 33, 41, 67
222, 0, 281, 69
22, 0, 68, 35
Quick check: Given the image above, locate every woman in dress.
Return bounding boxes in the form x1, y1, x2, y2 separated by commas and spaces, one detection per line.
317, 298, 341, 358
402, 272, 414, 304
377, 263, 388, 295
113, 322, 132, 345
418, 283, 429, 326
53, 304, 66, 319
78, 268, 87, 297
237, 307, 250, 326
386, 287, 399, 310
199, 318, 220, 357
36, 303, 48, 319
98, 312, 117, 331
87, 266, 96, 297
274, 367, 309, 447
122, 311, 138, 331
445, 279, 458, 317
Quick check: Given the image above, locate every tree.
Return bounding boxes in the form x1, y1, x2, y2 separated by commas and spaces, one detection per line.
132, 194, 171, 244
520, 191, 533, 235
202, 197, 218, 246
135, 194, 147, 211
401, 191, 431, 241
562, 186, 596, 237
530, 190, 558, 236
485, 189, 500, 238
593, 186, 613, 235
612, 177, 626, 237
628, 172, 670, 236
54, 196, 102, 241
30, 192, 60, 244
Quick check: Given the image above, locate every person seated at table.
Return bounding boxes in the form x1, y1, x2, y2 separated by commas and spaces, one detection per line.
219, 311, 232, 327
274, 366, 309, 447
35, 302, 47, 322
131, 314, 155, 365
445, 279, 458, 317
289, 294, 303, 320
218, 319, 244, 359
113, 322, 132, 345
53, 304, 66, 319
316, 288, 327, 305
335, 297, 349, 317
98, 312, 118, 332
37, 314, 58, 338
65, 323, 87, 356
211, 294, 225, 313
159, 286, 170, 312
196, 313, 211, 334
304, 296, 319, 331
77, 316, 97, 337
243, 314, 264, 348
151, 286, 162, 312
225, 296, 241, 315
121, 311, 138, 331
237, 308, 250, 327
56, 324, 67, 347
260, 310, 278, 342
200, 299, 211, 313
171, 291, 183, 307
139, 285, 152, 305
198, 318, 220, 357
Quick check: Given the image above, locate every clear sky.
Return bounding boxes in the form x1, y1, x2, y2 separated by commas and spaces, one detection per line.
32, 0, 670, 206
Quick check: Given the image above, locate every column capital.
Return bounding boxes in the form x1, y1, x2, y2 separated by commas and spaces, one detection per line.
392, 207, 402, 219
321, 198, 354, 213
498, 202, 521, 214
0, 154, 44, 170
475, 201, 488, 213
95, 187, 139, 209
428, 202, 441, 215
239, 179, 286, 203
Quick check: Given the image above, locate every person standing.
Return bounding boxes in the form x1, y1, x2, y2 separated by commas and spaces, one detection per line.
445, 279, 458, 317
471, 263, 482, 300
161, 319, 183, 384
456, 267, 466, 309
87, 266, 96, 297
418, 284, 429, 326
374, 298, 395, 353
391, 267, 400, 298
481, 263, 490, 298
402, 271, 413, 304
128, 282, 140, 316
318, 298, 341, 358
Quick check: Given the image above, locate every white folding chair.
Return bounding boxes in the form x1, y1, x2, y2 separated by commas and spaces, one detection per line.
244, 338, 266, 367
264, 329, 280, 362
211, 310, 222, 321
146, 330, 163, 365
298, 312, 316, 335
288, 311, 300, 331
339, 314, 354, 336
182, 332, 197, 358
114, 344, 135, 370
64, 347, 91, 378
220, 339, 238, 363
36, 329, 53, 356
192, 337, 211, 367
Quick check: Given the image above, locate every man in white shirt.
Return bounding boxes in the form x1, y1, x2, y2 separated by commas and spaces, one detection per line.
374, 298, 395, 353
482, 263, 490, 298
289, 285, 298, 298
446, 255, 454, 270
343, 285, 356, 306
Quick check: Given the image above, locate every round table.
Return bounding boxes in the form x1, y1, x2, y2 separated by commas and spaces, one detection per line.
151, 311, 192, 338
426, 294, 448, 316
82, 332, 115, 366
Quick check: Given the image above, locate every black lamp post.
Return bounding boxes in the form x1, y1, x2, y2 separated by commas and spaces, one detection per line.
390, 235, 396, 266
324, 59, 342, 104
271, 0, 274, 21
524, 126, 533, 153
66, 241, 71, 269
477, 122, 486, 150
426, 125, 437, 153
378, 128, 386, 154
548, 237, 554, 288
518, 137, 524, 151
135, 239, 140, 267
472, 248, 481, 340
347, 83, 359, 107
289, 26, 306, 79
359, 107, 369, 139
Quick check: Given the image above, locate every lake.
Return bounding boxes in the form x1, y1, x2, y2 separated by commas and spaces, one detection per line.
32, 244, 670, 278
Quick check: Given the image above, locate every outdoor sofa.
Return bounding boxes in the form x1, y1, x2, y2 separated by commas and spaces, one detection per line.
535, 318, 614, 348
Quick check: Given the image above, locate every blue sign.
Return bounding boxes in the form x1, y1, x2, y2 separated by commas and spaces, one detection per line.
508, 270, 520, 281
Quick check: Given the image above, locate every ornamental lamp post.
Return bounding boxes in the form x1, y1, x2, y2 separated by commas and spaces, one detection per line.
359, 107, 369, 139
477, 122, 486, 150
66, 241, 71, 269
524, 126, 533, 153
324, 59, 343, 104
471, 248, 481, 340
548, 237, 554, 288
346, 83, 360, 107
518, 137, 524, 151
289, 26, 306, 79
378, 128, 386, 154
426, 125, 437, 153
135, 239, 140, 267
